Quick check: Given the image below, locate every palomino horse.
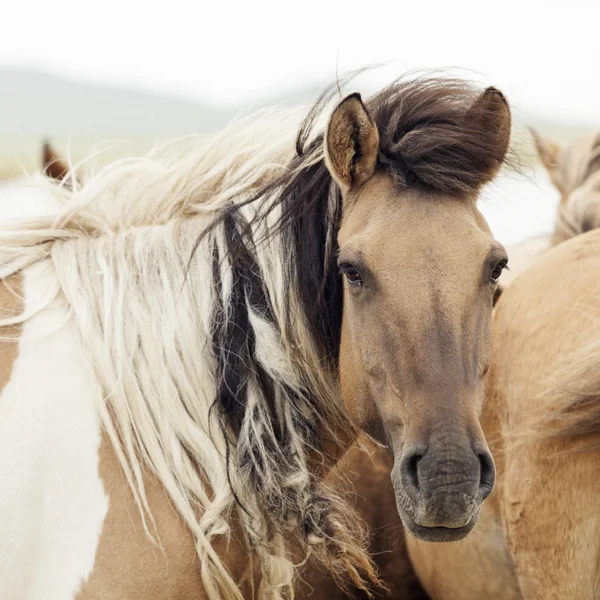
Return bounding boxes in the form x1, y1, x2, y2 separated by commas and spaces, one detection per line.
0, 77, 511, 599
406, 132, 600, 600
492, 227, 600, 599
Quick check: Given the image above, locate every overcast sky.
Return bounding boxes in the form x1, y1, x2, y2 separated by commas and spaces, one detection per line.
3, 0, 600, 124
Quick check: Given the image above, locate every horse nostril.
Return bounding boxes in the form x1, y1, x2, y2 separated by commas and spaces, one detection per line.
400, 443, 428, 494
476, 448, 496, 499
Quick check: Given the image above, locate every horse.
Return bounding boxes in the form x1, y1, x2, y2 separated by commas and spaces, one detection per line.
496, 129, 600, 293
36, 144, 431, 600
405, 132, 600, 600
0, 76, 512, 599
491, 226, 600, 599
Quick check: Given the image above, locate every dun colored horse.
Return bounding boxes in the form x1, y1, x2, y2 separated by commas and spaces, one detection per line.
407, 131, 600, 600
0, 76, 511, 599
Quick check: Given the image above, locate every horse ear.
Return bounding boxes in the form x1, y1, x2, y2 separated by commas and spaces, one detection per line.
467, 87, 512, 182
42, 140, 69, 182
324, 93, 379, 193
529, 127, 562, 188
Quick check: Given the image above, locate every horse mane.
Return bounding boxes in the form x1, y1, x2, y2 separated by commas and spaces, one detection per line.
555, 133, 600, 195
553, 133, 600, 244
527, 336, 600, 453
0, 74, 511, 599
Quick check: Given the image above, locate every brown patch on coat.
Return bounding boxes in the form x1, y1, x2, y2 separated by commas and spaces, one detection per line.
0, 275, 23, 392
77, 434, 255, 600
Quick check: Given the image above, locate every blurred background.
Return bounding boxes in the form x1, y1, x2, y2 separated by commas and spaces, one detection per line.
2, 0, 600, 245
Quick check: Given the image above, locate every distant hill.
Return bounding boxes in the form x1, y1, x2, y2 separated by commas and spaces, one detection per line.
1, 68, 236, 137
0, 68, 236, 177
0, 67, 593, 178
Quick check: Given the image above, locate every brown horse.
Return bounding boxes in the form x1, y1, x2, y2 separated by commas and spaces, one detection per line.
407, 131, 600, 600
0, 76, 511, 599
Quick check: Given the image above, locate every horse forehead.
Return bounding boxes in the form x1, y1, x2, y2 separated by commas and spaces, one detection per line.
341, 176, 486, 250
343, 201, 489, 275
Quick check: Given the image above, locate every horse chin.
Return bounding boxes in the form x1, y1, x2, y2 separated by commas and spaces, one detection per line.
396, 504, 480, 543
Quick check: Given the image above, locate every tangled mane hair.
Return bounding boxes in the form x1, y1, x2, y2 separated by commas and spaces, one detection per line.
0, 74, 510, 599
553, 133, 600, 245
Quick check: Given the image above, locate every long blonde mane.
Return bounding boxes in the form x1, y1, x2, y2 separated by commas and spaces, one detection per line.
0, 104, 375, 599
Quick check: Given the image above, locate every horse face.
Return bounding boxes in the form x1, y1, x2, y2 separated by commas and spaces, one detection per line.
325, 92, 509, 542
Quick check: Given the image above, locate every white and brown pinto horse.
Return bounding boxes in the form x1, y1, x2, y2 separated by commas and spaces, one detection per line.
0, 77, 512, 599
39, 145, 431, 600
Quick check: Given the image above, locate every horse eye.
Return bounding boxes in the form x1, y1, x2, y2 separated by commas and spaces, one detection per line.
340, 263, 363, 286
491, 260, 507, 284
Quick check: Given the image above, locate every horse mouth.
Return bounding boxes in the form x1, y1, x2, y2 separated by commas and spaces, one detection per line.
397, 505, 480, 542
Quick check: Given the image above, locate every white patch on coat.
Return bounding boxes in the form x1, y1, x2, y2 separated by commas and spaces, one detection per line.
0, 260, 108, 600
0, 177, 62, 220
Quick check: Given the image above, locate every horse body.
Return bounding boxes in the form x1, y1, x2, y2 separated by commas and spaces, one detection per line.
0, 274, 246, 600
0, 186, 107, 599
0, 77, 512, 599
493, 229, 600, 599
